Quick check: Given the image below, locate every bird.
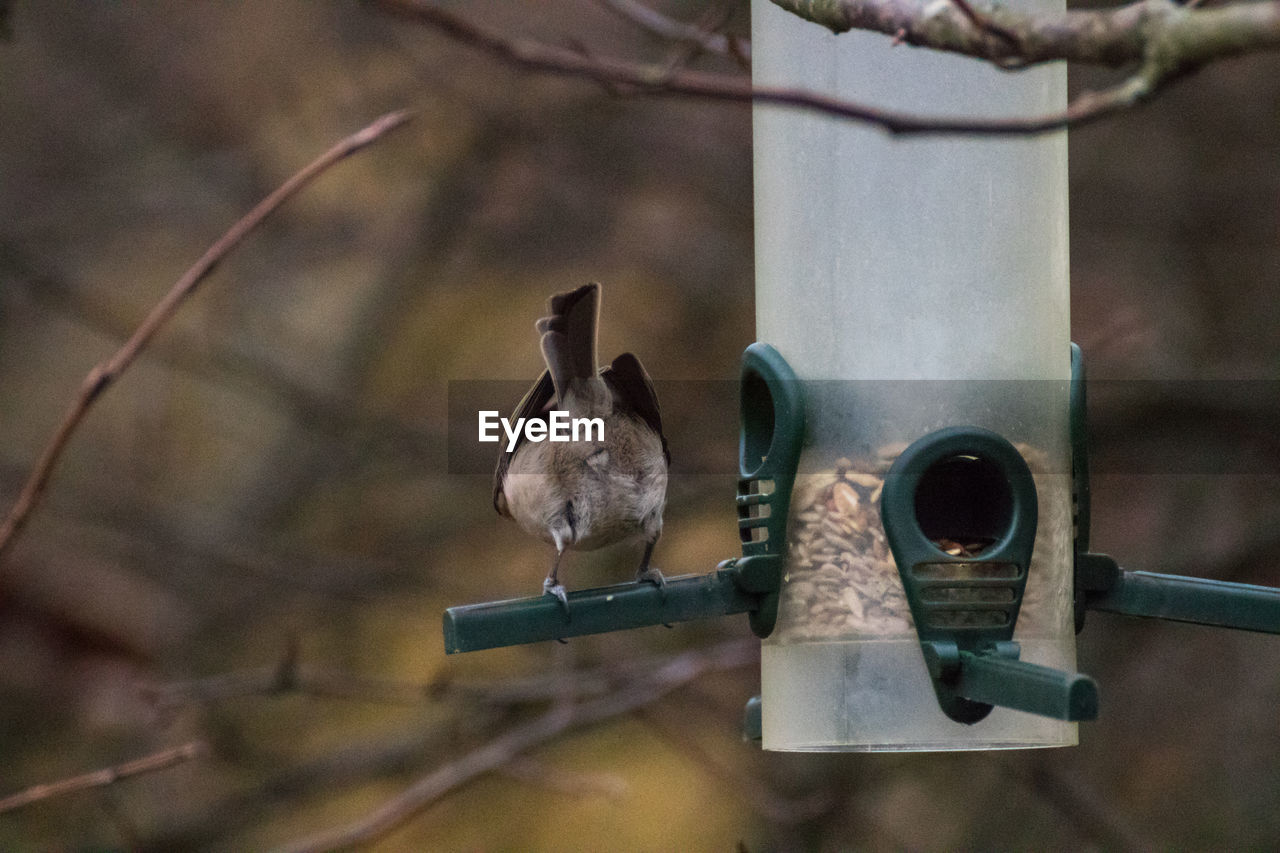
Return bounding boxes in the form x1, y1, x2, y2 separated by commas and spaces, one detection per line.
493, 282, 669, 614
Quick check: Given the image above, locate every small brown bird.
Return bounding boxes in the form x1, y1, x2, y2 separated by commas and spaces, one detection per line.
494, 283, 669, 611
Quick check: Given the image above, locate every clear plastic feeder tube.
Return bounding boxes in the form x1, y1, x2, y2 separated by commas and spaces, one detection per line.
753, 0, 1074, 750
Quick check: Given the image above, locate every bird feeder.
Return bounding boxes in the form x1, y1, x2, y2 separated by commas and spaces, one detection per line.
750, 0, 1080, 750
440, 0, 1280, 756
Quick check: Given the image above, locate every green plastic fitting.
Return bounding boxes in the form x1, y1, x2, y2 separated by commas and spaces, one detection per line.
882, 424, 1099, 723
1072, 343, 1280, 635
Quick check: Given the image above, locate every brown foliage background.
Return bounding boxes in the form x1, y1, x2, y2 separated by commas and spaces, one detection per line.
1, 1, 1278, 849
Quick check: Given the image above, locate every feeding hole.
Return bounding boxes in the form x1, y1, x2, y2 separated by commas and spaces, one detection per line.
914, 453, 1014, 557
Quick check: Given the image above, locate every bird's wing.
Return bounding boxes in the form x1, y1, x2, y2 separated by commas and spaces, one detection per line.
492, 368, 556, 516
602, 352, 670, 465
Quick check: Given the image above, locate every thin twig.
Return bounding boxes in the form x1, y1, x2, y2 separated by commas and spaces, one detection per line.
146, 640, 693, 712
0, 741, 207, 815
145, 664, 443, 711
500, 756, 629, 800
141, 711, 516, 848
651, 1, 741, 79
596, 0, 752, 62
275, 639, 757, 853
637, 706, 832, 824
0, 109, 414, 566
1004, 757, 1148, 853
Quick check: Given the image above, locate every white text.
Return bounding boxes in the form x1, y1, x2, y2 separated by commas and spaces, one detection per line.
478, 410, 604, 451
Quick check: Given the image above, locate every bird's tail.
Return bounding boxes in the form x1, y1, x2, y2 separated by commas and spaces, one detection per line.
537, 282, 600, 403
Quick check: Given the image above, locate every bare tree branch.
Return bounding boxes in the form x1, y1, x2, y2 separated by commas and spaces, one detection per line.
771, 0, 1280, 126
771, 0, 1280, 70
0, 109, 414, 566
275, 639, 757, 853
0, 741, 206, 815
772, 0, 1280, 124
145, 662, 441, 712
377, 0, 1280, 134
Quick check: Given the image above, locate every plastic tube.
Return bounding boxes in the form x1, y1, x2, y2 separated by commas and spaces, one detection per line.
753, 0, 1076, 750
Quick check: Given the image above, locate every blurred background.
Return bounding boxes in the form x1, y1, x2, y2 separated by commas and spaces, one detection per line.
1, 0, 1278, 849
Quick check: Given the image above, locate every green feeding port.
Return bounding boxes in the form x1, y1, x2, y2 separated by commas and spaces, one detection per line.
908, 450, 1024, 636
442, 343, 804, 654
732, 343, 805, 639
883, 424, 1099, 724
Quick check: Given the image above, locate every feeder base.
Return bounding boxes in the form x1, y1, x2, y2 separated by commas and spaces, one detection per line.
760, 637, 1079, 752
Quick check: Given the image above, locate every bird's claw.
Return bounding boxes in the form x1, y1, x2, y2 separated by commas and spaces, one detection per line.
543, 579, 570, 621
636, 566, 668, 602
